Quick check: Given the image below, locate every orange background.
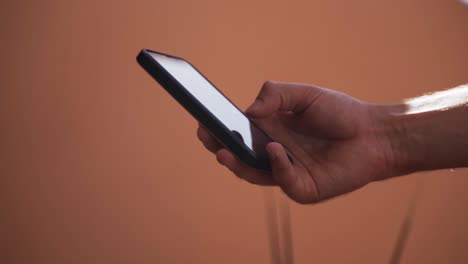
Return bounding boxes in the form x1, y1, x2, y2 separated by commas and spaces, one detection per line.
2, 0, 468, 263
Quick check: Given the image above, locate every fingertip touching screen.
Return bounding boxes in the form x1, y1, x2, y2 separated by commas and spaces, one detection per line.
147, 51, 270, 158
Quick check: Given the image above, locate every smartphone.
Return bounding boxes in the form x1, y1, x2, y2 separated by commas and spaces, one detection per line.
136, 49, 272, 171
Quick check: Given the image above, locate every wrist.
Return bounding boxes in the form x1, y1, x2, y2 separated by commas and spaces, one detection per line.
375, 103, 468, 177
369, 104, 414, 179
382, 111, 420, 177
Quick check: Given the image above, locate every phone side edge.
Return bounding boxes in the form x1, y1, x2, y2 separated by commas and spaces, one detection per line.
136, 50, 271, 171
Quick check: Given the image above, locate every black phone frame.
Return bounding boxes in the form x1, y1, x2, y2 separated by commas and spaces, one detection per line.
136, 49, 271, 171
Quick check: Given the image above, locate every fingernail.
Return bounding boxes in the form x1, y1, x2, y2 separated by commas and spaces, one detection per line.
247, 99, 262, 114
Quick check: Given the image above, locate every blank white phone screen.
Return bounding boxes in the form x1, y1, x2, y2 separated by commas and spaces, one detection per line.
148, 51, 270, 156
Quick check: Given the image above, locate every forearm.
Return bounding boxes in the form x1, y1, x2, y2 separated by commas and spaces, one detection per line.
383, 84, 468, 176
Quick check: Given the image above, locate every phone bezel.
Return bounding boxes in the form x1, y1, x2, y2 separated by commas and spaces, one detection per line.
136, 49, 272, 171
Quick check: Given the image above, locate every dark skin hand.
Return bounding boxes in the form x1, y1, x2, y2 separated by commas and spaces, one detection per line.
197, 81, 396, 203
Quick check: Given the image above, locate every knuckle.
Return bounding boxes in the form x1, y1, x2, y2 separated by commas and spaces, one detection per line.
263, 80, 277, 87
260, 80, 278, 95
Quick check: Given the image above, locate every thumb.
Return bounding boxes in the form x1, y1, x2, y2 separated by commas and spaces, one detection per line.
246, 80, 321, 118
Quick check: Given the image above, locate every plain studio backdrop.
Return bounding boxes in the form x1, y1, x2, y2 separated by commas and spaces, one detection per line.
1, 1, 468, 263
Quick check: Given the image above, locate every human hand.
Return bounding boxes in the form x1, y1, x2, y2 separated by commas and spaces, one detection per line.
197, 81, 397, 203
